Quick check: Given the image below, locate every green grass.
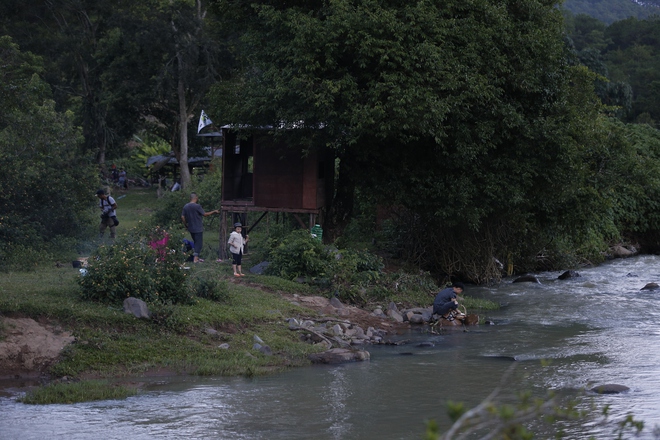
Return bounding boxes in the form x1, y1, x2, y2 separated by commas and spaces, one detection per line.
108, 187, 163, 232
0, 263, 323, 380
19, 380, 139, 404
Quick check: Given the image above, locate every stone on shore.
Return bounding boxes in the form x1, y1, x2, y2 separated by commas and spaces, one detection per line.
123, 297, 150, 319
330, 297, 344, 309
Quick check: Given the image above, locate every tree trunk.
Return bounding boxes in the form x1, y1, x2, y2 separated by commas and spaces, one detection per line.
324, 150, 356, 242
177, 63, 192, 189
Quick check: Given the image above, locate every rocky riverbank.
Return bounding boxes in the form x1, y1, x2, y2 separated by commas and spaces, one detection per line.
0, 293, 478, 380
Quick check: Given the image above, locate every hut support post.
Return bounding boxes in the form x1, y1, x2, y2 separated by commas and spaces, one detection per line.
220, 210, 228, 260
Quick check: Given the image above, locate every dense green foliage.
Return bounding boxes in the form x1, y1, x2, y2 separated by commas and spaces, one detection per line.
265, 230, 335, 280
212, 0, 651, 281
5, 1, 660, 282
263, 229, 497, 308
0, 36, 97, 271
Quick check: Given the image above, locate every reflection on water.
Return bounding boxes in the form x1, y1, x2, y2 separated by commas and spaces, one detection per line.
3, 255, 660, 439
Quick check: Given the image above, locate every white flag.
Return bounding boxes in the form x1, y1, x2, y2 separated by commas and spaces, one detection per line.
198, 110, 213, 133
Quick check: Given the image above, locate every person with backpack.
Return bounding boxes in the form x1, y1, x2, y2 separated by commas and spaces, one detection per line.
96, 189, 118, 240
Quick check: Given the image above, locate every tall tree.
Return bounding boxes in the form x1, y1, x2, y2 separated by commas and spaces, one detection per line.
157, 0, 224, 188
0, 36, 97, 263
0, 0, 161, 163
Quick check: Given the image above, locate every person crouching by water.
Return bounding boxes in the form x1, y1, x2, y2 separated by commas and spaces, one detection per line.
181, 192, 219, 263
433, 282, 465, 321
228, 222, 248, 277
96, 189, 118, 241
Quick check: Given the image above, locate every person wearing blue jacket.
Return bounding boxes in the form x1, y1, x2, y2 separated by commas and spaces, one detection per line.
433, 282, 465, 320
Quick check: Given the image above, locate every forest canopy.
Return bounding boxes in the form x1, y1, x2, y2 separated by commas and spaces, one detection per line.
3, 1, 660, 281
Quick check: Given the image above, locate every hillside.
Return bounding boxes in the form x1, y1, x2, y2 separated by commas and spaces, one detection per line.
563, 0, 660, 23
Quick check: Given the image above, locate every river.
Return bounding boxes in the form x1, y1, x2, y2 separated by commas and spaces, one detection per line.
2, 255, 660, 439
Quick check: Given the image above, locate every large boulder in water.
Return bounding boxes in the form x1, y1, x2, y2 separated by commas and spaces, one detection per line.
309, 348, 370, 364
610, 245, 636, 258
590, 384, 630, 394
641, 283, 660, 291
558, 270, 581, 280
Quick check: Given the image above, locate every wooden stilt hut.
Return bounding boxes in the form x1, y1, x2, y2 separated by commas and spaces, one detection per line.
219, 126, 334, 259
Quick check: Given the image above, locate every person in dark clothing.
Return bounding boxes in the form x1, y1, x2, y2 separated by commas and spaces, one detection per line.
433, 282, 465, 320
96, 189, 118, 240
181, 193, 219, 263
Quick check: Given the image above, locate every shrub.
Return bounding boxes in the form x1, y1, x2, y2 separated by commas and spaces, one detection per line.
265, 229, 334, 279
78, 227, 192, 304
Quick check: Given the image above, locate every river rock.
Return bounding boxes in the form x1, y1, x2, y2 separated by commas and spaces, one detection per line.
590, 384, 630, 394
123, 297, 150, 319
416, 341, 435, 347
388, 302, 399, 313
512, 275, 540, 284
330, 297, 344, 309
387, 309, 404, 323
309, 348, 370, 364
611, 245, 635, 258
641, 283, 660, 291
464, 314, 480, 326
332, 336, 351, 348
331, 324, 344, 336
249, 261, 270, 274
409, 314, 425, 324
558, 270, 581, 280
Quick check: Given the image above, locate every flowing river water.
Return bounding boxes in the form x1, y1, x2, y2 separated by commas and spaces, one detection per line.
3, 255, 660, 439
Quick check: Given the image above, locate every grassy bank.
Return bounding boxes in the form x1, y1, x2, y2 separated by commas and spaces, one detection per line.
0, 264, 323, 378
1, 186, 497, 404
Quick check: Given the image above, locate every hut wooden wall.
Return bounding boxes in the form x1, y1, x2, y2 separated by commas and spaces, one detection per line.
222, 128, 333, 211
